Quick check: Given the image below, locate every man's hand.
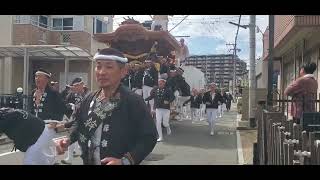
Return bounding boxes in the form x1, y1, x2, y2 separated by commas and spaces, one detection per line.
55, 123, 66, 132
101, 157, 122, 165
46, 121, 66, 132
54, 138, 70, 155
68, 103, 75, 111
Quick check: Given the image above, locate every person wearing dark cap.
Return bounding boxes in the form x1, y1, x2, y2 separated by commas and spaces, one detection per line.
121, 64, 134, 90
172, 68, 191, 120
65, 77, 90, 116
131, 63, 144, 96
159, 57, 170, 76
225, 92, 233, 112
30, 69, 66, 121
61, 85, 71, 102
55, 48, 157, 165
202, 82, 223, 135
183, 88, 203, 123
50, 81, 59, 92
0, 107, 64, 164
145, 75, 175, 142
61, 77, 90, 165
142, 59, 158, 113
165, 69, 179, 116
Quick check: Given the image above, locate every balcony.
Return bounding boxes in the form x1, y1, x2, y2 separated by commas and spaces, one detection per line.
274, 15, 320, 54
13, 16, 91, 51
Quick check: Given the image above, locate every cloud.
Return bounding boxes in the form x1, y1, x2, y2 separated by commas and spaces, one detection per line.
215, 43, 229, 54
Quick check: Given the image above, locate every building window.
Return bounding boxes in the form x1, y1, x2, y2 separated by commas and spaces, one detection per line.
94, 18, 108, 33
52, 18, 73, 31
96, 19, 102, 33
63, 18, 73, 30
39, 15, 48, 28
53, 19, 62, 30
30, 15, 38, 26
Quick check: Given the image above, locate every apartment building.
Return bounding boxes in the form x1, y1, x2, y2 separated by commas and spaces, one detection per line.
259, 15, 320, 99
185, 54, 247, 88
0, 15, 113, 94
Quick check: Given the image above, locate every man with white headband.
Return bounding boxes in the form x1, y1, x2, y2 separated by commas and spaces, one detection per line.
202, 82, 223, 135
30, 68, 66, 121
131, 62, 144, 96
145, 74, 175, 142
142, 58, 158, 114
55, 48, 157, 165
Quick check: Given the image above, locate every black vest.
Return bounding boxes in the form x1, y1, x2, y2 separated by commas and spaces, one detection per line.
0, 108, 45, 152
30, 86, 66, 121
184, 95, 202, 109
132, 70, 144, 89
69, 85, 157, 165
146, 87, 175, 110
202, 91, 223, 109
143, 67, 158, 87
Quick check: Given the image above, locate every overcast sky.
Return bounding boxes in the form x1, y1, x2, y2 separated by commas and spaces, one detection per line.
113, 15, 269, 65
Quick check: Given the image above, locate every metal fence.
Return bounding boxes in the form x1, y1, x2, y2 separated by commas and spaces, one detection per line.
0, 94, 32, 111
255, 93, 320, 165
271, 93, 320, 119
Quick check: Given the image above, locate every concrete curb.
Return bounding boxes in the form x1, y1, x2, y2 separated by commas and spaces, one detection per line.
236, 113, 245, 165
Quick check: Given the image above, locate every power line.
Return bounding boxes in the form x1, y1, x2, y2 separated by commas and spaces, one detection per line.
169, 15, 189, 32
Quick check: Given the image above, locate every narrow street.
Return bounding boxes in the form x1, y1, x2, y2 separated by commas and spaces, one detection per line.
0, 104, 239, 165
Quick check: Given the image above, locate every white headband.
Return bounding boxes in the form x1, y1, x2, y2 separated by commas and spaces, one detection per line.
93, 53, 128, 63
35, 71, 51, 78
158, 79, 167, 82
72, 81, 84, 86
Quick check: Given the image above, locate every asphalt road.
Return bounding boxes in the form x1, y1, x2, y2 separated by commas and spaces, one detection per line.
0, 104, 238, 165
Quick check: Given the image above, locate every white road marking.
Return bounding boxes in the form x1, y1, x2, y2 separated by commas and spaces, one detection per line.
0, 150, 20, 157
236, 114, 244, 165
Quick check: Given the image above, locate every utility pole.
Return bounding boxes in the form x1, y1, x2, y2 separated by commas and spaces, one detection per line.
249, 15, 256, 128
227, 15, 243, 97
205, 55, 208, 83
267, 15, 275, 107
227, 43, 241, 96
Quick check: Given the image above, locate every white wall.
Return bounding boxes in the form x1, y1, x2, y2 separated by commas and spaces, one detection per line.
2, 57, 13, 93
89, 15, 113, 54
257, 60, 281, 89
84, 15, 113, 34
182, 66, 206, 90
0, 58, 4, 94
255, 60, 263, 76
0, 15, 13, 45
0, 16, 13, 94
